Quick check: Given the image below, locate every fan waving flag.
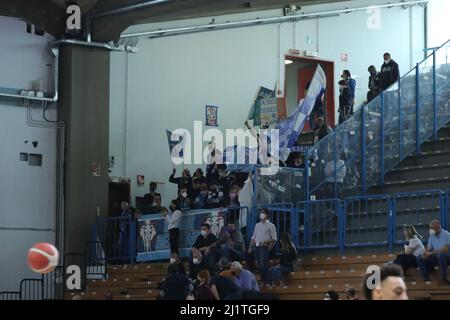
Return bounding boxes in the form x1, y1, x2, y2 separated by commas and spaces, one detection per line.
277, 65, 326, 161
166, 129, 184, 160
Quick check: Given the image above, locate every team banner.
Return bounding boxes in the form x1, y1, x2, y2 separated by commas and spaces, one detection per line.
205, 105, 219, 127
277, 65, 326, 161
137, 208, 228, 261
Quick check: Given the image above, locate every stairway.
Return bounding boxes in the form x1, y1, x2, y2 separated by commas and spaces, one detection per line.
67, 253, 450, 300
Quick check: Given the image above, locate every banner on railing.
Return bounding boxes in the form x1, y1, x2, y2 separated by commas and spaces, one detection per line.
136, 208, 229, 262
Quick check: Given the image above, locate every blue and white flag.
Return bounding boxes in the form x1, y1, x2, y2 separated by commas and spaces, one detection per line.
277, 65, 326, 161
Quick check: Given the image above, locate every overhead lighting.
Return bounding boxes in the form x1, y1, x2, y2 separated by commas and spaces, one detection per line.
285, 59, 294, 65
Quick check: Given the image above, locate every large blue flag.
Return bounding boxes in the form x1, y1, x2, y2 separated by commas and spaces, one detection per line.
277, 65, 326, 161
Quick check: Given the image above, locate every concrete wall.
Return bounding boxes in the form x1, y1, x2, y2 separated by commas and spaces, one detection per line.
109, 0, 427, 207
0, 16, 57, 290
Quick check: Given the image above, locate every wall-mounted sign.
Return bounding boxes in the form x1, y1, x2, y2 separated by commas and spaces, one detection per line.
205, 105, 219, 127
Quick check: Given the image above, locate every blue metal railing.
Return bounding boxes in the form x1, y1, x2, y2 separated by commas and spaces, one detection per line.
303, 39, 450, 200
248, 187, 450, 253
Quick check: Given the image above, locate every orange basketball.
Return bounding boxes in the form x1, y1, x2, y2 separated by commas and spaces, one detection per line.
27, 242, 59, 274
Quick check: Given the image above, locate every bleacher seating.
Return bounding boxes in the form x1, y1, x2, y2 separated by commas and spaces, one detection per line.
66, 253, 450, 300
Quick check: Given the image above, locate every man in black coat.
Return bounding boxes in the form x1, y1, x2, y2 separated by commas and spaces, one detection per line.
379, 53, 400, 92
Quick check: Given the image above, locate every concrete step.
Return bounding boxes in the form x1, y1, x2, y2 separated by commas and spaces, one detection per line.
370, 176, 450, 194
386, 162, 450, 182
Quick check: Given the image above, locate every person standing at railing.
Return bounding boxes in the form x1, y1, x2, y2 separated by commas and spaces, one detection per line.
247, 208, 277, 286
341, 70, 356, 115
162, 203, 183, 256
391, 225, 425, 275
379, 53, 400, 92
367, 65, 381, 102
417, 220, 450, 284
338, 80, 352, 124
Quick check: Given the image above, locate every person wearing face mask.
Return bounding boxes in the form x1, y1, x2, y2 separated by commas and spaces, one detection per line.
147, 194, 163, 214
341, 70, 356, 115
363, 264, 408, 300
176, 187, 192, 212
169, 168, 193, 197
379, 52, 400, 92
189, 223, 220, 279
194, 183, 209, 209
247, 208, 277, 286
391, 225, 425, 275
417, 220, 450, 284
338, 80, 352, 124
211, 223, 246, 262
169, 252, 186, 276
162, 202, 183, 255
143, 182, 161, 208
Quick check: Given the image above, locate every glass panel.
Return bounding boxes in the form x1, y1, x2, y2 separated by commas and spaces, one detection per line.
418, 54, 435, 144
335, 110, 362, 198
399, 70, 417, 158
383, 83, 400, 172
256, 167, 305, 204
436, 44, 450, 127
364, 96, 382, 188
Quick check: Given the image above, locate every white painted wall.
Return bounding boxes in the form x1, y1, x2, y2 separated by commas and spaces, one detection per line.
0, 17, 57, 291
427, 0, 450, 48
110, 0, 427, 207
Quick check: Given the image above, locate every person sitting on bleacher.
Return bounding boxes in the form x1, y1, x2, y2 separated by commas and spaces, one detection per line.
176, 186, 192, 212
230, 261, 260, 293
210, 274, 243, 300
206, 182, 224, 209
143, 182, 161, 208
211, 223, 246, 262
158, 263, 192, 300
267, 232, 297, 287
363, 264, 408, 300
417, 220, 450, 284
189, 224, 220, 279
147, 194, 163, 214
195, 269, 216, 300
194, 183, 209, 209
392, 225, 424, 274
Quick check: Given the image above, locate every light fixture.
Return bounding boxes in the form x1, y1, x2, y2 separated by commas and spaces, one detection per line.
285, 59, 294, 65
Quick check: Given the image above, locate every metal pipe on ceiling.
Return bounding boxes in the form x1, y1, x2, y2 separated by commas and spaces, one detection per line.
120, 0, 428, 39
92, 0, 173, 19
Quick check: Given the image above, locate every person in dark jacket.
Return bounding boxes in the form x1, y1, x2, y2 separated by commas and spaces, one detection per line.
338, 80, 352, 124
379, 53, 400, 91
342, 70, 356, 115
176, 186, 192, 212
192, 168, 208, 199
267, 233, 297, 286
158, 263, 192, 300
367, 65, 380, 102
169, 168, 193, 197
143, 182, 161, 208
313, 117, 333, 144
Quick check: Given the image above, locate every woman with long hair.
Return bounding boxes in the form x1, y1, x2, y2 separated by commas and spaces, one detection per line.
393, 225, 425, 274
267, 232, 297, 287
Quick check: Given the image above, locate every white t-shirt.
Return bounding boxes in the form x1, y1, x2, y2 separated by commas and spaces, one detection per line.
404, 236, 425, 257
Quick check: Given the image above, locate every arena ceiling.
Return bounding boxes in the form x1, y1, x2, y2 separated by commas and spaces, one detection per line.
0, 0, 348, 42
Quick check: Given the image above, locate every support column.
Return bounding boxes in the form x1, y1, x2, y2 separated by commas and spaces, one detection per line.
58, 45, 110, 254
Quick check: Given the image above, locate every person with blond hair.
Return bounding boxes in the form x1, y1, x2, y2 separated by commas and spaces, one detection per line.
392, 225, 425, 274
